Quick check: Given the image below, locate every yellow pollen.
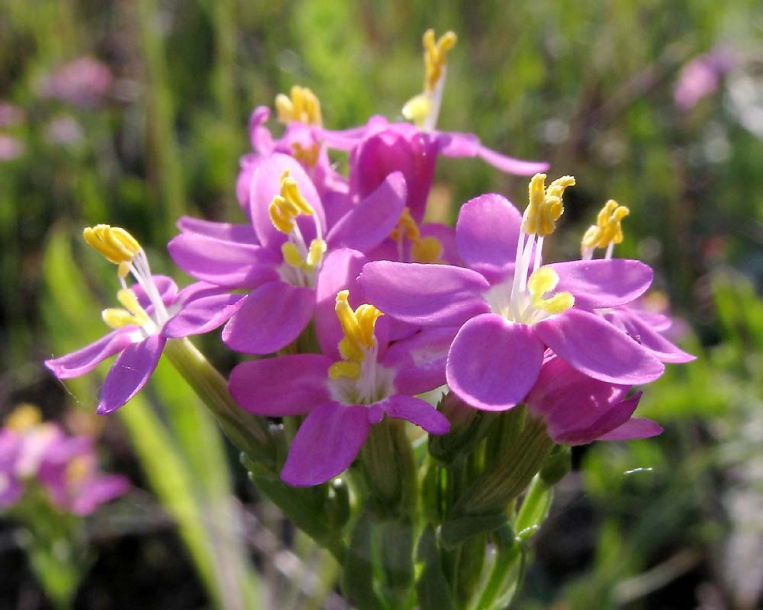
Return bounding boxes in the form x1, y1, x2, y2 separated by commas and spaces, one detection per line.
528, 267, 575, 315
275, 86, 323, 126
422, 29, 457, 94
581, 200, 630, 252
401, 94, 432, 126
83, 225, 142, 265
390, 207, 421, 242
65, 455, 90, 486
5, 404, 42, 432
411, 236, 444, 263
102, 289, 150, 329
331, 291, 383, 380
281, 238, 327, 272
291, 142, 321, 168
269, 170, 315, 234
523, 174, 575, 237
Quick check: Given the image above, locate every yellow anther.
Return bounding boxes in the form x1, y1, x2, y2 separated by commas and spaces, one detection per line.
269, 170, 315, 235
66, 455, 90, 486
84, 225, 142, 265
390, 208, 421, 242
328, 360, 361, 381
581, 200, 630, 251
334, 290, 382, 363
102, 289, 150, 329
528, 267, 575, 315
281, 238, 327, 272
523, 174, 575, 237
401, 94, 432, 126
275, 86, 323, 126
292, 142, 320, 168
411, 236, 444, 263
422, 29, 457, 94
5, 404, 42, 432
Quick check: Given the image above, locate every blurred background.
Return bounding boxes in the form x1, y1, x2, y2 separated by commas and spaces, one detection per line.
1, 0, 763, 608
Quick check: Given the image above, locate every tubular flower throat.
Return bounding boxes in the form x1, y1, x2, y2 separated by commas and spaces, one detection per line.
275, 85, 323, 127
581, 199, 630, 260
269, 170, 327, 286
402, 29, 457, 130
328, 291, 393, 405
487, 174, 576, 324
389, 207, 445, 263
84, 225, 168, 334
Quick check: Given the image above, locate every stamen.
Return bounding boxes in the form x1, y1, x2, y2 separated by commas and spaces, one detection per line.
422, 29, 457, 94
269, 170, 315, 234
331, 291, 383, 380
275, 86, 323, 126
522, 174, 575, 237
402, 29, 457, 130
102, 289, 150, 329
84, 225, 142, 265
389, 208, 444, 262
411, 236, 444, 264
581, 199, 629, 258
528, 267, 575, 315
390, 208, 421, 242
291, 142, 321, 168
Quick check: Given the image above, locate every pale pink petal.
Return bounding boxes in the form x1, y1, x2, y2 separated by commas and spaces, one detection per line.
549, 259, 653, 309
98, 335, 166, 415
163, 292, 245, 338
223, 281, 315, 354
598, 417, 663, 441
45, 330, 135, 379
447, 314, 545, 410
281, 402, 370, 486
536, 309, 664, 384
228, 354, 331, 416
384, 395, 450, 434
358, 261, 490, 326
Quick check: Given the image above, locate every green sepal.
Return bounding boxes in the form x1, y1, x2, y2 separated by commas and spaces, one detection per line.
376, 517, 416, 607
342, 510, 383, 610
540, 444, 571, 485
428, 393, 497, 466
415, 525, 455, 610
515, 474, 554, 542
440, 513, 509, 548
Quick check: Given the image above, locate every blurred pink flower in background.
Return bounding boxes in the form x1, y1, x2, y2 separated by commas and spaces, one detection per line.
38, 57, 113, 108
0, 134, 24, 161
45, 115, 85, 147
0, 102, 24, 128
674, 48, 735, 111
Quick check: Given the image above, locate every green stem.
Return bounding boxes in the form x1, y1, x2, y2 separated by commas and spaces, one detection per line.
163, 338, 278, 468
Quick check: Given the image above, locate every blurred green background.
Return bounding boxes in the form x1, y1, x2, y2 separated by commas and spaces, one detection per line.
2, 0, 763, 608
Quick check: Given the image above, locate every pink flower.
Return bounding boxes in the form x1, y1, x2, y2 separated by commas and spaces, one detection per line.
38, 57, 113, 108
674, 48, 734, 111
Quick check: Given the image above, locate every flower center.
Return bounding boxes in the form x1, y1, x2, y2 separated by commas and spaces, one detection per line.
84, 224, 168, 333
328, 291, 394, 405
275, 85, 323, 127
402, 29, 457, 131
486, 174, 576, 324
581, 199, 629, 260
269, 170, 327, 288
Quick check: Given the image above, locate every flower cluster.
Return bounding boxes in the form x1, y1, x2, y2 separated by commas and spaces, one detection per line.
46, 29, 692, 494
0, 405, 128, 516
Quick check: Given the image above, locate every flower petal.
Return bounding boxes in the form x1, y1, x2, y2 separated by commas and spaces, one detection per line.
177, 216, 258, 244
281, 402, 370, 486
384, 395, 450, 434
386, 327, 458, 395
447, 314, 545, 410
598, 417, 663, 441
169, 232, 280, 289
223, 281, 315, 354
327, 171, 407, 252
456, 193, 522, 270
603, 308, 695, 363
97, 335, 166, 415
45, 330, 135, 379
436, 131, 548, 175
163, 291, 246, 338
359, 261, 490, 326
228, 354, 331, 416
548, 259, 653, 309
536, 309, 664, 384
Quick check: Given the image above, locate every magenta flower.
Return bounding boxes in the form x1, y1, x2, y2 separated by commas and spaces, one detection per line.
46, 226, 243, 414
37, 57, 113, 108
38, 434, 130, 516
526, 355, 662, 445
359, 177, 665, 411
674, 48, 734, 111
229, 249, 451, 486
170, 153, 407, 354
